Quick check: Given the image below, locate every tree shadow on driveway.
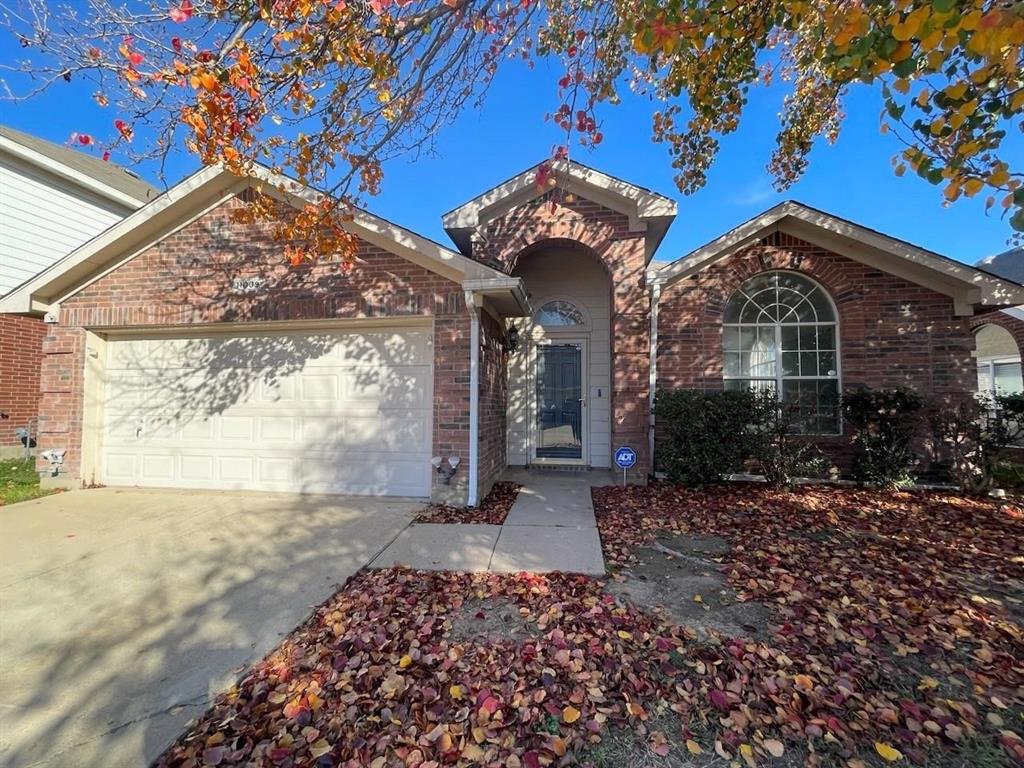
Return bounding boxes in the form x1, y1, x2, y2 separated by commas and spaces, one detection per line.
0, 488, 418, 768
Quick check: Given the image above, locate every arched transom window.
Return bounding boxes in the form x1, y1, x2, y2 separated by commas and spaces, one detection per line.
534, 299, 584, 327
723, 271, 840, 434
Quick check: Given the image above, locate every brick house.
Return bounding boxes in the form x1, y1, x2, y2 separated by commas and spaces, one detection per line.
969, 248, 1024, 400
2, 160, 1023, 503
0, 125, 155, 457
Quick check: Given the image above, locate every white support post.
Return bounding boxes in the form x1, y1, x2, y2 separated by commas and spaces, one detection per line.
648, 281, 662, 476
465, 290, 480, 507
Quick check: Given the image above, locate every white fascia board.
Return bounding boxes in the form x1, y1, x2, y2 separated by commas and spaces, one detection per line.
463, 276, 531, 316
0, 165, 229, 314
442, 160, 677, 232
247, 165, 507, 284
0, 135, 149, 209
652, 201, 1024, 309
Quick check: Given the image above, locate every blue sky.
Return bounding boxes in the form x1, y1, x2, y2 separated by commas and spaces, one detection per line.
1, 44, 1018, 265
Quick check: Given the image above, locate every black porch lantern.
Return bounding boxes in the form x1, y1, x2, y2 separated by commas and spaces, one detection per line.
505, 324, 520, 353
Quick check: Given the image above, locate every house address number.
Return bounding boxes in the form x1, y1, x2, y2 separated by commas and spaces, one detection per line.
231, 277, 267, 293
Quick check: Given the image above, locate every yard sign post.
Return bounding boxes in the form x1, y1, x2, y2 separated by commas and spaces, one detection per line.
614, 446, 637, 487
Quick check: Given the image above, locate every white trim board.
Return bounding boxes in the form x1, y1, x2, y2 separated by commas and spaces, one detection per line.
442, 159, 677, 260
0, 163, 528, 316
650, 200, 1024, 315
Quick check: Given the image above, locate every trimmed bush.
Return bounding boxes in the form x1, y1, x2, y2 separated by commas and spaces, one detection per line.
841, 387, 925, 488
929, 393, 1024, 494
748, 389, 830, 487
654, 389, 757, 485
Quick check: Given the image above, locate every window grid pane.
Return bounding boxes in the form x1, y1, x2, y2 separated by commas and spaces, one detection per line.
723, 272, 840, 435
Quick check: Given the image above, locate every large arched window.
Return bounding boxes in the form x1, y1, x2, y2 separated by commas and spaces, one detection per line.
723, 271, 840, 434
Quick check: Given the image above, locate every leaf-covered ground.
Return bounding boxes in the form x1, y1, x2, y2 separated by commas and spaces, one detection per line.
414, 482, 522, 525
155, 485, 1024, 768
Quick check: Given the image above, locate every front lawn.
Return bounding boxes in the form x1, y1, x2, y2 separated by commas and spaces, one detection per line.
155, 485, 1023, 768
0, 457, 56, 505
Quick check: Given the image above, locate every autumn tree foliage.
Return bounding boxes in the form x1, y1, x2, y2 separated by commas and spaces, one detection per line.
3, 0, 1022, 260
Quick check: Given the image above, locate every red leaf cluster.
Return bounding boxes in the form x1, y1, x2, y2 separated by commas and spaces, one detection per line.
154, 484, 1024, 767
415, 482, 521, 525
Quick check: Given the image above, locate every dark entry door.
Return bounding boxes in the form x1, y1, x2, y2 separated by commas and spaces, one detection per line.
535, 343, 583, 460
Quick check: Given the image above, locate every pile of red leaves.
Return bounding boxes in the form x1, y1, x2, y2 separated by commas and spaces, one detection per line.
154, 485, 1024, 768
415, 482, 521, 525
593, 483, 1024, 765
155, 569, 696, 768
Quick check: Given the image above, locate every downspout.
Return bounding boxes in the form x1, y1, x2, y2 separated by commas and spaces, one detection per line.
648, 280, 662, 478
464, 290, 480, 507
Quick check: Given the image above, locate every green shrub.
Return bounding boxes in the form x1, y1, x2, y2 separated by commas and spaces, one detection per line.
929, 393, 1024, 494
841, 387, 925, 488
654, 389, 758, 485
748, 389, 831, 487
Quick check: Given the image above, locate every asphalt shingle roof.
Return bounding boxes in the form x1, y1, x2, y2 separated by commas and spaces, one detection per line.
0, 124, 158, 204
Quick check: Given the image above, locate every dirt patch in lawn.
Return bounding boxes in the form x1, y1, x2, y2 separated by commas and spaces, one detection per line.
579, 712, 807, 768
414, 481, 521, 524
446, 596, 538, 643
606, 534, 771, 642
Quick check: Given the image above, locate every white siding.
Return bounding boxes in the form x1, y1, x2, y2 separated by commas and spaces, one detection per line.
0, 152, 132, 295
508, 248, 612, 467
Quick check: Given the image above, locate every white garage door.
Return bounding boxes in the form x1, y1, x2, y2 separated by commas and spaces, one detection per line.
100, 326, 433, 497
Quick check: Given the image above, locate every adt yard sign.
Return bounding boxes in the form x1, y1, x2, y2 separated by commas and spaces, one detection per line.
614, 446, 636, 486
614, 446, 637, 469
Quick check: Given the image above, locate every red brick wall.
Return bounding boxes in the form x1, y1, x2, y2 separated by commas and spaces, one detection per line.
478, 311, 508, 497
0, 314, 46, 450
656, 232, 977, 468
471, 189, 651, 476
41, 192, 472, 500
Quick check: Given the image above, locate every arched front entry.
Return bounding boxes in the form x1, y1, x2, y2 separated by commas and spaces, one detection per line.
507, 241, 613, 468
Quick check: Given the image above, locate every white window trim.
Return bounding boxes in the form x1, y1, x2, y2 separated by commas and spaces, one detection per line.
977, 356, 1024, 400
722, 271, 842, 435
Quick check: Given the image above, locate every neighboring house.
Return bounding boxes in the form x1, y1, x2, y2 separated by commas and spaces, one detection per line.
969, 247, 1024, 399
0, 125, 156, 457
2, 160, 1023, 503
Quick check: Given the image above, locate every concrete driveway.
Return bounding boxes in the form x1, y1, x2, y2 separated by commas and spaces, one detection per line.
0, 488, 418, 768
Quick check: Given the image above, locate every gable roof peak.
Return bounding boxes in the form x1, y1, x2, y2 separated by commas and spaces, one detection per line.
442, 158, 677, 258
651, 199, 1024, 315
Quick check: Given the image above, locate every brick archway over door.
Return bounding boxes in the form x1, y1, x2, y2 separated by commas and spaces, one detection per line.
471, 190, 652, 476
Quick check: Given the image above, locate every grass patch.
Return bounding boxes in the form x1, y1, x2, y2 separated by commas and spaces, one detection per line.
0, 458, 56, 506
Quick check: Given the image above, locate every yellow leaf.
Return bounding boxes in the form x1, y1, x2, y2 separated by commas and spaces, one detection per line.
917, 676, 939, 690
617, 630, 632, 640
875, 742, 903, 762
964, 178, 984, 197
462, 743, 486, 760
989, 168, 1010, 187
550, 736, 566, 756
682, 739, 700, 754
693, 594, 703, 603
794, 674, 814, 689
450, 684, 464, 700
399, 654, 413, 668
740, 744, 754, 757
562, 705, 581, 724
310, 739, 331, 758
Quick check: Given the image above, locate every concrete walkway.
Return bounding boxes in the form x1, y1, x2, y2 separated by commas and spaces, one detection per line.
371, 470, 609, 574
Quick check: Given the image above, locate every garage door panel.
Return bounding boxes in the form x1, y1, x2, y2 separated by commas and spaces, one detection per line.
101, 327, 433, 497
180, 455, 215, 481
340, 414, 430, 451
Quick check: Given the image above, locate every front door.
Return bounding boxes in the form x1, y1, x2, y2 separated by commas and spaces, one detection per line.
534, 342, 586, 463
